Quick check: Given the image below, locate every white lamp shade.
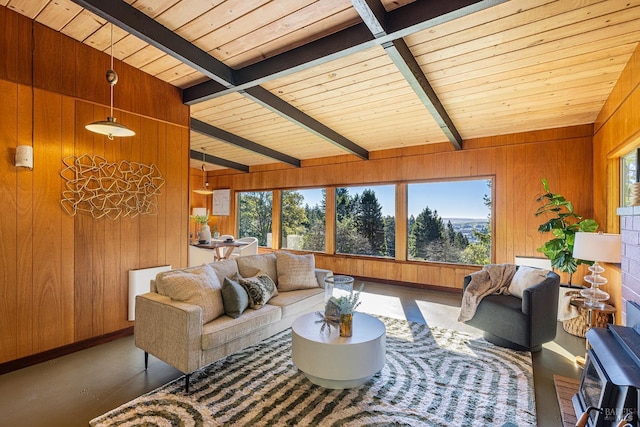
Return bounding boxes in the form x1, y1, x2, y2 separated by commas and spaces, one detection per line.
573, 232, 622, 263
192, 208, 208, 217
85, 117, 135, 138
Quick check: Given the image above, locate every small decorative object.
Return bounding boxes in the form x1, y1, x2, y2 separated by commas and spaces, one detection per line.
191, 211, 211, 244
316, 283, 363, 337
324, 275, 354, 303
340, 313, 353, 337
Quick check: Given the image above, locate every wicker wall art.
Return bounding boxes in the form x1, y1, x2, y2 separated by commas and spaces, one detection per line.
60, 154, 165, 219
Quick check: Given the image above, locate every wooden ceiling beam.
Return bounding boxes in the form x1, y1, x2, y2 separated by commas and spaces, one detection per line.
183, 0, 506, 104
189, 149, 249, 173
191, 119, 301, 168
351, 0, 462, 149
384, 39, 462, 150
72, 0, 362, 160
70, 0, 235, 87
242, 87, 369, 160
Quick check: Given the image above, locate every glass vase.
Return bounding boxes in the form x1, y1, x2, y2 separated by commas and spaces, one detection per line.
340, 313, 353, 337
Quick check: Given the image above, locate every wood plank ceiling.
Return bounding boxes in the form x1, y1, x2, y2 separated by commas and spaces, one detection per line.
5, 0, 640, 172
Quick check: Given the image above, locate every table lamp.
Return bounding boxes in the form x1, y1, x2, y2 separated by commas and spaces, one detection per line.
572, 231, 622, 308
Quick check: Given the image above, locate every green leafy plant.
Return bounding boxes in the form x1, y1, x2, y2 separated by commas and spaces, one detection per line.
190, 214, 209, 225
535, 178, 598, 284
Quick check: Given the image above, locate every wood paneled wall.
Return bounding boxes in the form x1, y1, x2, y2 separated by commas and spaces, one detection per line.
0, 7, 190, 365
593, 42, 640, 321
203, 125, 595, 290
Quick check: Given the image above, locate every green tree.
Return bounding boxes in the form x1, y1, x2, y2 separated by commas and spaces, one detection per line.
238, 191, 272, 246
460, 180, 492, 265
336, 216, 372, 255
410, 207, 445, 260
281, 190, 307, 248
302, 192, 326, 251
356, 189, 387, 256
383, 215, 395, 257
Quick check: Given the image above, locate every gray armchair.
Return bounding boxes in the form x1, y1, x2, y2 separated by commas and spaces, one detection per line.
462, 267, 560, 352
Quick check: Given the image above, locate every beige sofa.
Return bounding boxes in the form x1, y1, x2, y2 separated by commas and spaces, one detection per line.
134, 252, 332, 392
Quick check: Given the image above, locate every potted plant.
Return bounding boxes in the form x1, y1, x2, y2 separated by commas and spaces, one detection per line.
190, 213, 212, 243
317, 284, 364, 337
535, 178, 598, 285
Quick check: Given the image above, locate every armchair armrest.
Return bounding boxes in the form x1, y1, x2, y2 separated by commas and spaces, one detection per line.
521, 271, 560, 344
134, 292, 203, 374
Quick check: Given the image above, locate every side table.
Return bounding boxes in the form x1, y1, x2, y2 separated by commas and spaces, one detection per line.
569, 297, 616, 366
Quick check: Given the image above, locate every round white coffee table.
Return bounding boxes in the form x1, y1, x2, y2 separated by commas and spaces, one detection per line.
291, 312, 386, 389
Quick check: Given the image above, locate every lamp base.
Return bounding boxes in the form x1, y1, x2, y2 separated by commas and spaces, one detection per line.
579, 286, 609, 309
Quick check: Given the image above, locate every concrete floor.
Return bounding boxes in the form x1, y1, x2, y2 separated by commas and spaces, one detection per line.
0, 281, 585, 427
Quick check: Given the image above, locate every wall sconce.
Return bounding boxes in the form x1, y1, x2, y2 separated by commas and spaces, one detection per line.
15, 145, 33, 169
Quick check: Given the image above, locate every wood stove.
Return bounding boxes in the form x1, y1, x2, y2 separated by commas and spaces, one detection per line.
573, 302, 640, 426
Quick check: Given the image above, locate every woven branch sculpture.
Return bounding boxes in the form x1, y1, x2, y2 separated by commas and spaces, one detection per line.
60, 154, 165, 220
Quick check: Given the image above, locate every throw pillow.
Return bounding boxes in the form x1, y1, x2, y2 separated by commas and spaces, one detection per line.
508, 266, 549, 298
236, 253, 278, 285
238, 271, 277, 309
275, 251, 318, 291
155, 264, 224, 323
221, 277, 249, 318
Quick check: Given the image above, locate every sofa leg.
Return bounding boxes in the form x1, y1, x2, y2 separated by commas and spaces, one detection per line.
185, 373, 191, 393
144, 351, 149, 370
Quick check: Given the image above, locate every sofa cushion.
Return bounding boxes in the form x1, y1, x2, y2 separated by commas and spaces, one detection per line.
508, 266, 549, 298
221, 277, 249, 319
208, 259, 239, 285
236, 253, 278, 284
201, 304, 281, 350
239, 271, 278, 309
275, 252, 319, 291
268, 288, 324, 319
155, 264, 224, 324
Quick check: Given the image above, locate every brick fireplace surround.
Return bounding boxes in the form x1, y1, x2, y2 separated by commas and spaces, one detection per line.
618, 206, 640, 323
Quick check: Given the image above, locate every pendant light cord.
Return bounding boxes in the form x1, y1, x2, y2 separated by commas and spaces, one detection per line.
109, 23, 114, 118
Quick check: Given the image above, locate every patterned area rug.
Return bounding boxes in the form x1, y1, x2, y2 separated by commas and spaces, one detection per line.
90, 316, 536, 426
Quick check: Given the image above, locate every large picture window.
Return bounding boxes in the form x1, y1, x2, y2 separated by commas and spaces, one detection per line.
335, 185, 395, 258
281, 189, 326, 251
407, 179, 492, 265
238, 191, 273, 247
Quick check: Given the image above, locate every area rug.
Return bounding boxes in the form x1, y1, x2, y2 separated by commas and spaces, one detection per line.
90, 316, 536, 426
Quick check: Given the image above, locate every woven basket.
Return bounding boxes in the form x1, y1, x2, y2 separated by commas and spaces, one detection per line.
562, 291, 613, 338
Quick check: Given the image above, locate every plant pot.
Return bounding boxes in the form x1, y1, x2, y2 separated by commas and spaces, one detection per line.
340, 313, 353, 337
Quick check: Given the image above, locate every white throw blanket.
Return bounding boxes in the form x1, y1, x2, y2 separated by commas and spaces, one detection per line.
458, 264, 517, 322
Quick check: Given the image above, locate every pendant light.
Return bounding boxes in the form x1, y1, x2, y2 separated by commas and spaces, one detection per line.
193, 150, 214, 195
85, 23, 135, 140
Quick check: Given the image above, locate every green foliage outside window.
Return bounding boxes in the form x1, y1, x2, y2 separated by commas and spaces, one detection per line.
336, 186, 393, 257
408, 180, 492, 265
281, 189, 326, 251
238, 191, 272, 246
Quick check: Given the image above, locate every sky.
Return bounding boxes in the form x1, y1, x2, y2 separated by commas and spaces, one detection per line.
295, 179, 491, 219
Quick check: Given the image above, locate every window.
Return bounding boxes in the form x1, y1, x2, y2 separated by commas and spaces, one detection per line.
407, 179, 492, 265
621, 148, 638, 207
237, 191, 272, 246
335, 185, 395, 257
281, 189, 326, 251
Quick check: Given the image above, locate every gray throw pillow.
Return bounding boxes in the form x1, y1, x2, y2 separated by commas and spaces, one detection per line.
221, 277, 249, 318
